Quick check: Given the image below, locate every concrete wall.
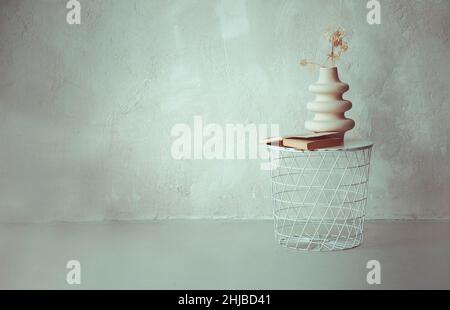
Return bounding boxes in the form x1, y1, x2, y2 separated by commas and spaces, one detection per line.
0, 0, 449, 222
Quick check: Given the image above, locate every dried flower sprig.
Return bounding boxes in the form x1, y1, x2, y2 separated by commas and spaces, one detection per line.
300, 26, 349, 69
327, 27, 348, 65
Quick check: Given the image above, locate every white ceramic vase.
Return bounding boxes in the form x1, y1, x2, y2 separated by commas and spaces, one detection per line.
304, 67, 355, 137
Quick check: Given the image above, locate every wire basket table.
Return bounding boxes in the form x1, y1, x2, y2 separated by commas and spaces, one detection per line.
266, 139, 373, 251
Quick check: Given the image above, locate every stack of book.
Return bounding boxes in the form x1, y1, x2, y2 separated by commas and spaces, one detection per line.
263, 132, 343, 151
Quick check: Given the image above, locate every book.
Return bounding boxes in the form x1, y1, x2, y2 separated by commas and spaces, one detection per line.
260, 131, 340, 145
282, 133, 343, 150
283, 131, 341, 140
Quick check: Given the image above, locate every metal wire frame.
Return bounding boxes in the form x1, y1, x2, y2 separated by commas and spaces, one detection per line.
267, 143, 373, 251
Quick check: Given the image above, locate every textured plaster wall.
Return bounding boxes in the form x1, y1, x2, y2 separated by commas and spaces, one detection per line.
0, 0, 449, 222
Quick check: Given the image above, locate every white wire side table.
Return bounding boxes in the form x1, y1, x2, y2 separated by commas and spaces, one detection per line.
266, 139, 373, 251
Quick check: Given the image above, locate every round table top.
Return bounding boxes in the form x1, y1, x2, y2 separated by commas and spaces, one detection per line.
266, 138, 373, 152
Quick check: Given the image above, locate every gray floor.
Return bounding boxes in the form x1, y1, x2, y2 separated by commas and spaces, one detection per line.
0, 220, 449, 289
